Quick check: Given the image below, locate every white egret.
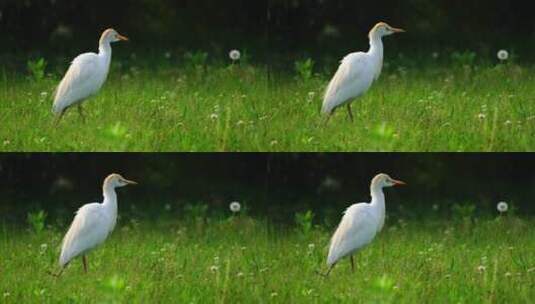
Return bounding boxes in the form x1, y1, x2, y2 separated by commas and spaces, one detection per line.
321, 22, 404, 122
56, 173, 136, 275
324, 173, 405, 276
52, 28, 128, 124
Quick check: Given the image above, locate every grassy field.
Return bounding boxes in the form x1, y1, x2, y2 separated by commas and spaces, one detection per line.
1, 57, 535, 151
1, 213, 534, 303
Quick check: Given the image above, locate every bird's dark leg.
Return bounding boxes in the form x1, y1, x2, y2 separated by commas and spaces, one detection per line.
315, 263, 336, 278
323, 113, 332, 126
77, 105, 86, 122
350, 255, 355, 273
346, 104, 354, 122
47, 267, 65, 278
54, 109, 67, 126
324, 264, 335, 277
82, 256, 88, 273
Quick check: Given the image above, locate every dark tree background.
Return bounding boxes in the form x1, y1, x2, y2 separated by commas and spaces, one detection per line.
1, 0, 535, 63
1, 153, 534, 225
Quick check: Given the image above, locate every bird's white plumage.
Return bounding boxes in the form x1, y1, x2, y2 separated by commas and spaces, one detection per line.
59, 202, 115, 267
322, 52, 375, 114
58, 173, 135, 270
321, 22, 403, 117
327, 203, 378, 266
52, 28, 127, 118
52, 53, 109, 114
325, 173, 405, 269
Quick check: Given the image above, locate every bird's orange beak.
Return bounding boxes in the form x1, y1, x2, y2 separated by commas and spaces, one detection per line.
124, 179, 137, 185
392, 179, 406, 186
117, 34, 129, 41
391, 27, 406, 33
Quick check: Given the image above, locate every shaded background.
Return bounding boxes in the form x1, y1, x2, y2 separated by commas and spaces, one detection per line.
1, 153, 534, 226
1, 0, 535, 71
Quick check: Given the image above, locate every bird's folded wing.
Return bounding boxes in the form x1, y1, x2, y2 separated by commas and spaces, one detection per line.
322, 53, 367, 112
327, 203, 377, 265
54, 53, 100, 108
59, 203, 107, 266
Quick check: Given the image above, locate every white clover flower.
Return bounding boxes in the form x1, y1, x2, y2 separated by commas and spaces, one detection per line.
477, 265, 486, 273
237, 272, 244, 277
270, 292, 278, 298
209, 265, 219, 272
40, 91, 48, 97
505, 272, 512, 277
40, 243, 47, 251
3, 292, 10, 298
308, 243, 315, 250
504, 120, 512, 126
270, 140, 278, 146
497, 201, 508, 213
229, 49, 241, 61
497, 50, 509, 61
230, 201, 241, 213
209, 113, 219, 120
477, 113, 486, 120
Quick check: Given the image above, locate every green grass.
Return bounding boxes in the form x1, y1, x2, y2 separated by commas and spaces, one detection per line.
1, 215, 534, 303
1, 61, 535, 151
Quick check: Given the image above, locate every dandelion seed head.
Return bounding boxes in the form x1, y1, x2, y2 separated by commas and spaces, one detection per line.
497, 50, 509, 61
229, 49, 241, 61
229, 201, 241, 213
497, 201, 508, 213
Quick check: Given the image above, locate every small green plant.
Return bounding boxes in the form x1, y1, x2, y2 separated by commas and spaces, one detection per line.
27, 210, 47, 233
102, 274, 126, 304
452, 203, 476, 229
184, 203, 208, 220
452, 203, 476, 220
294, 58, 315, 81
27, 58, 47, 81
184, 51, 208, 68
295, 210, 314, 234
450, 51, 476, 67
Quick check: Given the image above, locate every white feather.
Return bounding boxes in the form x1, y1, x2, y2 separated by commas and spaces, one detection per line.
59, 202, 115, 267
321, 52, 375, 114
52, 53, 109, 114
326, 203, 378, 266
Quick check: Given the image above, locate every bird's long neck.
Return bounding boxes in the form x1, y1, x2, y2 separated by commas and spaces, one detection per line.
102, 184, 118, 216
368, 33, 384, 78
368, 33, 384, 58
370, 184, 386, 231
98, 40, 112, 65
